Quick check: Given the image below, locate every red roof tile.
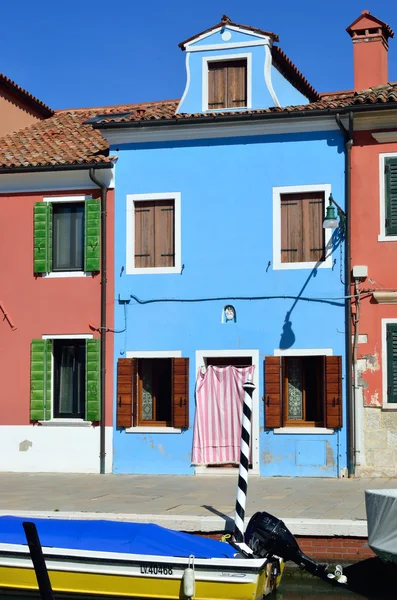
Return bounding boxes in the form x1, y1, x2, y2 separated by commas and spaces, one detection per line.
2, 84, 397, 171
179, 14, 279, 48
0, 101, 177, 170
0, 72, 53, 117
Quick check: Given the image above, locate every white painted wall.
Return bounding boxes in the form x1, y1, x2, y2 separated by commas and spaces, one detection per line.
0, 426, 113, 473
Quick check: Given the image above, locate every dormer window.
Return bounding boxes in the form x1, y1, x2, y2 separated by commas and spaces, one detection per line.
206, 58, 248, 110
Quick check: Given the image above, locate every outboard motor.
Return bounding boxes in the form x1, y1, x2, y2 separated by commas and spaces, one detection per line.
245, 511, 328, 580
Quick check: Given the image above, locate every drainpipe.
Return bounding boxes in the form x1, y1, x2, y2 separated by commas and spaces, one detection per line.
335, 112, 354, 477
89, 168, 108, 475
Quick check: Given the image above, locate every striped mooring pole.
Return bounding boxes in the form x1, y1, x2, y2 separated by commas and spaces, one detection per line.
234, 376, 256, 543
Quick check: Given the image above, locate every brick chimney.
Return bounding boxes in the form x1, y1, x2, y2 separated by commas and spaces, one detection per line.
346, 10, 394, 91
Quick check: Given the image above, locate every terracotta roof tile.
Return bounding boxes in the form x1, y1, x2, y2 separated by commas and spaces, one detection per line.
3, 84, 397, 171
179, 14, 279, 47
0, 72, 53, 117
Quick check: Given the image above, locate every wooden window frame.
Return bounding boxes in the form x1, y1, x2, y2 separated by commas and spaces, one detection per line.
118, 352, 189, 431
207, 59, 247, 110
126, 193, 182, 275
272, 185, 333, 271
264, 352, 342, 430
202, 53, 252, 112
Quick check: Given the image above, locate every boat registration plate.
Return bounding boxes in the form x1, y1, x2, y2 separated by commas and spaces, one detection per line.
140, 564, 174, 575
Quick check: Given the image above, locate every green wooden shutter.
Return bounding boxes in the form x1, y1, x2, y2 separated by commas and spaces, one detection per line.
30, 339, 52, 421
84, 199, 101, 272
86, 339, 101, 421
33, 202, 52, 273
387, 324, 397, 403
385, 158, 397, 235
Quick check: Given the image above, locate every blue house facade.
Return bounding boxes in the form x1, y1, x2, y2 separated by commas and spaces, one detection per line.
93, 16, 348, 477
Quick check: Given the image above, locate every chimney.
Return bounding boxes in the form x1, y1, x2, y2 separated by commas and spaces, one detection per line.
346, 10, 394, 91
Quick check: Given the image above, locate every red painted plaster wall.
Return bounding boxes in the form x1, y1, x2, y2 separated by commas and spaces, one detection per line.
351, 132, 397, 406
0, 189, 114, 425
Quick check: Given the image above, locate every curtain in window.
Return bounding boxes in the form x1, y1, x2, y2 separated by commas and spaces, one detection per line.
192, 365, 255, 465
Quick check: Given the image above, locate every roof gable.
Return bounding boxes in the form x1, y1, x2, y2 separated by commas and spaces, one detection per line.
179, 15, 279, 50
0, 72, 53, 117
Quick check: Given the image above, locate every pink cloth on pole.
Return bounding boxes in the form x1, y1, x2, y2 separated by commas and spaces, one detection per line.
192, 365, 255, 465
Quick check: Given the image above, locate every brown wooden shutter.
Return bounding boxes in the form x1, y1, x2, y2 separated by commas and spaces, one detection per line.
155, 200, 175, 267
227, 60, 247, 107
135, 201, 154, 268
116, 358, 137, 428
208, 62, 226, 109
172, 358, 189, 428
325, 356, 342, 429
302, 192, 325, 262
281, 194, 303, 263
264, 357, 282, 428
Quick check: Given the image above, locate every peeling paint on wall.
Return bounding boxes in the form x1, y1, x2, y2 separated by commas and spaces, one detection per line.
19, 440, 32, 452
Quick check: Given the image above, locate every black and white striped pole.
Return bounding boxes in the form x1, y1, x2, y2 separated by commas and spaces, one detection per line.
234, 375, 255, 543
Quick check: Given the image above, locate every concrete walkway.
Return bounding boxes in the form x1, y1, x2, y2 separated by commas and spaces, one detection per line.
0, 473, 395, 537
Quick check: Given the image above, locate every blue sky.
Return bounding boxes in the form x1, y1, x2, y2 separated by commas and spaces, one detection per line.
3, 1, 397, 110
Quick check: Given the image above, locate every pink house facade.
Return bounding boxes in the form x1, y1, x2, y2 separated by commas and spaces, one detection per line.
0, 109, 115, 473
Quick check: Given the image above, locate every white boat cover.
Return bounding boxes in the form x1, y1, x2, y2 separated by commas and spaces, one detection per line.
365, 489, 397, 563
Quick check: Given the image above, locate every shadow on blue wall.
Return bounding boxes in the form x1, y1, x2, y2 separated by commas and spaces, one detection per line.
278, 228, 345, 349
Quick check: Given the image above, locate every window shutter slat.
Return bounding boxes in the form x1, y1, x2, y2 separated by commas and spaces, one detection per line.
84, 199, 101, 272
85, 339, 101, 421
264, 357, 282, 428
135, 202, 155, 268
34, 202, 52, 273
117, 358, 137, 427
30, 339, 51, 421
302, 193, 325, 262
172, 358, 189, 428
208, 62, 226, 109
385, 158, 397, 235
387, 324, 397, 403
227, 61, 247, 107
325, 356, 342, 428
281, 194, 303, 263
155, 200, 175, 267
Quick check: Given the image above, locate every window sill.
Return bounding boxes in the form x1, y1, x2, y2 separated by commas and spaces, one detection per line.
125, 427, 183, 434
42, 272, 92, 279
38, 419, 92, 427
127, 266, 182, 275
378, 235, 397, 242
273, 427, 334, 435
382, 404, 397, 411
273, 260, 331, 271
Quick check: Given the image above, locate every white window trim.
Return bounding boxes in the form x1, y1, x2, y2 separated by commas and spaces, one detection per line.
382, 319, 397, 409
42, 195, 93, 277
124, 350, 183, 432
40, 334, 93, 424
272, 184, 333, 270
274, 347, 335, 432
195, 349, 260, 475
202, 53, 252, 112
126, 192, 182, 275
378, 153, 397, 241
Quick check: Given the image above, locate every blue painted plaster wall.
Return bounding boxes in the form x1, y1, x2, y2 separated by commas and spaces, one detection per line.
112, 130, 347, 477
178, 26, 310, 114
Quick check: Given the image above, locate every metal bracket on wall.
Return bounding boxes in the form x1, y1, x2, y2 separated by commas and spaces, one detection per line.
0, 301, 16, 330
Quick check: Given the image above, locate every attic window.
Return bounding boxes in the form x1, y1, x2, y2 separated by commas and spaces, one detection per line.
208, 59, 247, 110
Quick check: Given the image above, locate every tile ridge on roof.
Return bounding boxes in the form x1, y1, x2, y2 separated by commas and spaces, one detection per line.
271, 45, 319, 102
55, 99, 179, 114
0, 72, 53, 116
179, 17, 279, 48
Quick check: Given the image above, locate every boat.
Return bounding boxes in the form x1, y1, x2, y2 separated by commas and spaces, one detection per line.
0, 515, 284, 599
365, 488, 397, 564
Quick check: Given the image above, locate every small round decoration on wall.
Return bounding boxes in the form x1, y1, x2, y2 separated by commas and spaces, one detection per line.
221, 31, 232, 41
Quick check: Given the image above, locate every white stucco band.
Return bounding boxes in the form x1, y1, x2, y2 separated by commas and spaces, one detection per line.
0, 426, 113, 473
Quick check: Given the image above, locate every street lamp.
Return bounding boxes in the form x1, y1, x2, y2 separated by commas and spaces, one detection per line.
323, 194, 346, 231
